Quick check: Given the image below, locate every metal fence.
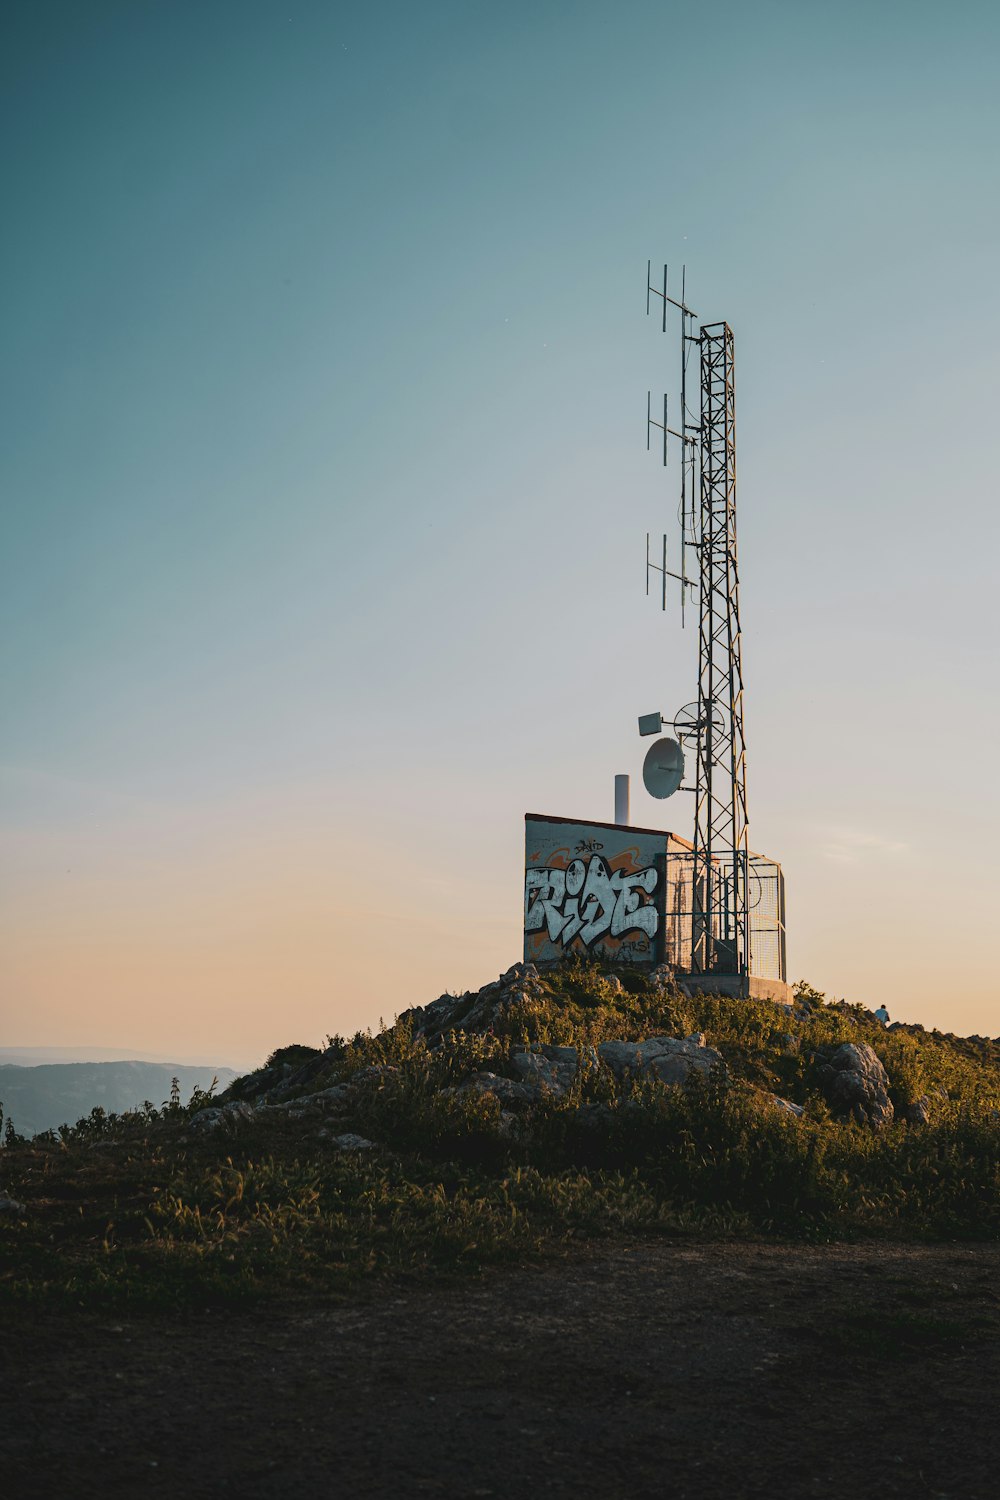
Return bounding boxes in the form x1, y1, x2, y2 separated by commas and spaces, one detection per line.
662, 850, 786, 982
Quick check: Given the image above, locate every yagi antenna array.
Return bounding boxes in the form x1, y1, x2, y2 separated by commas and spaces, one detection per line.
645, 262, 700, 628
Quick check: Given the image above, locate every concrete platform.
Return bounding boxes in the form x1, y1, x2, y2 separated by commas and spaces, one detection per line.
676, 973, 792, 1006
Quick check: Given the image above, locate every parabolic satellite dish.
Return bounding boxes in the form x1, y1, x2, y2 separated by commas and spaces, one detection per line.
642, 736, 685, 799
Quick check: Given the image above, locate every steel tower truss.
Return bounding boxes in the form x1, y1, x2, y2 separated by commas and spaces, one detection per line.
646, 271, 752, 977
691, 323, 749, 975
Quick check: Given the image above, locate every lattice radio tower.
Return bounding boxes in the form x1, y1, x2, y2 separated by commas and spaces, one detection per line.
645, 266, 750, 978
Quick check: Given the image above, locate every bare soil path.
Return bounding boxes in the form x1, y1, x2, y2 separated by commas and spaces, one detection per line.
3, 1241, 998, 1499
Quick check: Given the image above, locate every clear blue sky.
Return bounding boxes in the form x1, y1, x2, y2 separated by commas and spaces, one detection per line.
2, 0, 998, 1064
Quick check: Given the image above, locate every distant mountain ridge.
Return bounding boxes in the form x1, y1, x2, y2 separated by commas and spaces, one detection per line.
0, 1047, 247, 1067
0, 1061, 239, 1137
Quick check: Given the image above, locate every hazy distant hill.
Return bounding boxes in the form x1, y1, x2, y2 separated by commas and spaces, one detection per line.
0, 1061, 238, 1137
0, 1046, 247, 1068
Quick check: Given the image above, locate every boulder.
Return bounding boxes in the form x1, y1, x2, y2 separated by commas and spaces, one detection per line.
816, 1042, 894, 1128
510, 1045, 598, 1095
905, 1094, 932, 1125
771, 1096, 805, 1118
647, 963, 675, 992
597, 1034, 723, 1087
189, 1101, 257, 1133
0, 1192, 25, 1218
503, 1034, 723, 1098
188, 1106, 222, 1131
311, 1084, 353, 1106
328, 1133, 375, 1151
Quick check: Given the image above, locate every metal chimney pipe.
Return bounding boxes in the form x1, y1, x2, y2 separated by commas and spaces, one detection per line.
614, 774, 630, 826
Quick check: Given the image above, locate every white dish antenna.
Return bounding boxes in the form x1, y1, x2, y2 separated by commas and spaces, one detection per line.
642, 736, 685, 799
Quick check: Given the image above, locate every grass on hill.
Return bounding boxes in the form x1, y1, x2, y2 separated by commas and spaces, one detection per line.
1, 963, 998, 1312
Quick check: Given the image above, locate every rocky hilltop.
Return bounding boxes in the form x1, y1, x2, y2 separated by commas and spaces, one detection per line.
200, 961, 997, 1143
1, 958, 998, 1312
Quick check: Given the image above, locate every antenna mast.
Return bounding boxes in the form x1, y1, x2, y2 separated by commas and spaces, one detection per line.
693, 322, 749, 975
646, 268, 751, 978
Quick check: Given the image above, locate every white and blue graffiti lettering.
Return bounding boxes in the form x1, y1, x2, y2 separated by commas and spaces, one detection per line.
524, 856, 659, 949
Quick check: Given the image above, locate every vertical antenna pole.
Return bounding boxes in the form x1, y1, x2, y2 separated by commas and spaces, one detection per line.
691, 322, 750, 977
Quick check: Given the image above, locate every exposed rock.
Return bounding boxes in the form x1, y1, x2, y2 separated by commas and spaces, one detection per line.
265, 1084, 352, 1114
189, 1101, 258, 1133
0, 1192, 26, 1218
816, 1042, 894, 1129
771, 1096, 805, 1118
403, 964, 543, 1044
502, 1035, 724, 1099
224, 1061, 291, 1103
450, 1072, 539, 1107
646, 963, 675, 992
308, 1084, 353, 1106
329, 1133, 375, 1151
597, 1035, 723, 1087
905, 1095, 932, 1125
223, 1042, 361, 1107
510, 1045, 598, 1095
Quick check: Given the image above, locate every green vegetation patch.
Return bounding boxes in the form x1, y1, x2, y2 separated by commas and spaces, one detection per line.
1, 965, 998, 1311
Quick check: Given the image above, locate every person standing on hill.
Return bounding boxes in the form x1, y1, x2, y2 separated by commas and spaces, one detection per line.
874, 1004, 890, 1026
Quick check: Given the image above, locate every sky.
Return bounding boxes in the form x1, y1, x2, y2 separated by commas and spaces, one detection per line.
2, 0, 999, 1069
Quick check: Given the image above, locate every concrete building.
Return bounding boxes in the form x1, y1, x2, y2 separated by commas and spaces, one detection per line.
524, 813, 789, 1003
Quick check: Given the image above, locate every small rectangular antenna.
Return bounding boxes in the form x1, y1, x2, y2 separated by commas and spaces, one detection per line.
646, 392, 668, 465
646, 261, 668, 333
645, 532, 670, 610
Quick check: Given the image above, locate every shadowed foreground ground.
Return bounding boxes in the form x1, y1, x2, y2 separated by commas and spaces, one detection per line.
3, 1241, 998, 1499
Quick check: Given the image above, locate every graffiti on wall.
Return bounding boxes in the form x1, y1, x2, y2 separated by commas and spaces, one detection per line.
524, 853, 660, 951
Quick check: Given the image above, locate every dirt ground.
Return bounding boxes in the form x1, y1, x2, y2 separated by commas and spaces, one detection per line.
3, 1240, 999, 1500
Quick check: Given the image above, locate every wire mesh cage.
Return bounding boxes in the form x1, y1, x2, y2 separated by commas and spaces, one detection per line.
663, 850, 786, 982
